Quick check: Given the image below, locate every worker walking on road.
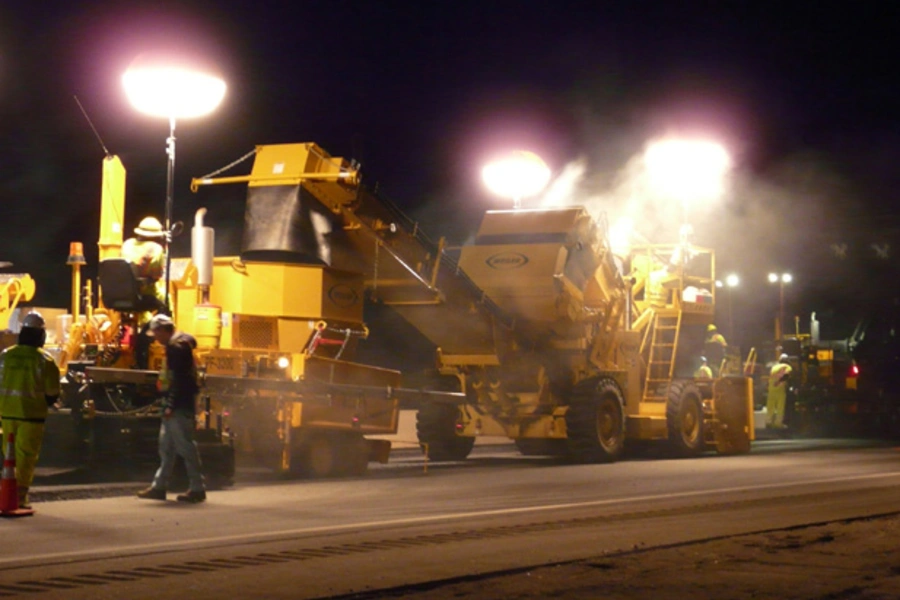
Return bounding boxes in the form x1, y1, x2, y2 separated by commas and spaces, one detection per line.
0, 312, 60, 509
137, 314, 207, 503
694, 356, 713, 380
704, 324, 728, 375
767, 353, 793, 429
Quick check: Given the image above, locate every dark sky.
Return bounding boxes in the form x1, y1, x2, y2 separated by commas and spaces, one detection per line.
1, 0, 899, 346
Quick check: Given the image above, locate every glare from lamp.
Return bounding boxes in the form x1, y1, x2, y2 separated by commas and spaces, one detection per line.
609, 216, 634, 256
482, 151, 551, 206
644, 139, 731, 203
277, 356, 290, 370
123, 65, 226, 119
782, 273, 793, 284
768, 273, 779, 283
725, 274, 739, 288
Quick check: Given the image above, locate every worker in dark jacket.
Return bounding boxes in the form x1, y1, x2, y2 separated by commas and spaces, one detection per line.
137, 314, 206, 503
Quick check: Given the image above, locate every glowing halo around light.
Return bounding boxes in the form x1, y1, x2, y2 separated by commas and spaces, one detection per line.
123, 62, 226, 119
644, 139, 731, 203
482, 150, 552, 206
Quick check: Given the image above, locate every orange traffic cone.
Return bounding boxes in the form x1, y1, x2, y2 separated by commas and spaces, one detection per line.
0, 432, 34, 517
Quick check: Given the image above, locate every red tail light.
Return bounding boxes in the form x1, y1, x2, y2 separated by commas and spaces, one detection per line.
850, 364, 859, 377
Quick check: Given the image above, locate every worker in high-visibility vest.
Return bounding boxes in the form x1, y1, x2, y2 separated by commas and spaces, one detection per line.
704, 324, 728, 375
123, 216, 170, 368
694, 356, 713, 380
0, 312, 60, 509
767, 353, 793, 428
122, 217, 167, 303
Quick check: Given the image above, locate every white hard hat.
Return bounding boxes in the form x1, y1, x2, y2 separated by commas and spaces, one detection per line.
148, 313, 174, 332
21, 311, 45, 329
779, 353, 789, 361
135, 216, 166, 238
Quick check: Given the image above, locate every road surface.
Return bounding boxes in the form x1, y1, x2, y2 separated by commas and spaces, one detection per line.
3, 438, 900, 598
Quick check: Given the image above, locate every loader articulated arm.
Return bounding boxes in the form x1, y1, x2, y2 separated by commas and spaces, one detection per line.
0, 273, 36, 331
191, 142, 508, 360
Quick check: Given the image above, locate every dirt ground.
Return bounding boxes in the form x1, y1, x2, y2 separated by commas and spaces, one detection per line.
378, 513, 900, 599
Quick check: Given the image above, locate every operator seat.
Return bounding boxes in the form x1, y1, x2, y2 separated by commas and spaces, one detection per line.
98, 258, 165, 313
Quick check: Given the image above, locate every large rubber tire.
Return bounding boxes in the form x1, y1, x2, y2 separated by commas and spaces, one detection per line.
667, 380, 705, 457
565, 377, 626, 464
416, 403, 475, 461
514, 438, 569, 457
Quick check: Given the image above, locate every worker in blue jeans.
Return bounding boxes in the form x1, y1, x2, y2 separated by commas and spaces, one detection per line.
137, 314, 206, 503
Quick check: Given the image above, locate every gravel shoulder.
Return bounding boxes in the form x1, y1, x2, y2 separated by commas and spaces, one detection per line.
365, 513, 900, 600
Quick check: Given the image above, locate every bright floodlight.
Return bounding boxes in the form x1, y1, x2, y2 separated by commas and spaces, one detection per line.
768, 273, 779, 283
715, 280, 724, 288
782, 273, 793, 284
725, 273, 739, 288
482, 151, 551, 208
123, 64, 226, 119
608, 216, 634, 256
644, 139, 731, 203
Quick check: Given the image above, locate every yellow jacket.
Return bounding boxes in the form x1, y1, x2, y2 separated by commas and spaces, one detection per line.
122, 237, 165, 298
0, 345, 61, 421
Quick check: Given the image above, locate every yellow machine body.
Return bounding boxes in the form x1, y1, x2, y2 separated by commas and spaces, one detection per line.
191, 142, 754, 462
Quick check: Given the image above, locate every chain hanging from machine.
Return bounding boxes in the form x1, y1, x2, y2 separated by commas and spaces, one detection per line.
194, 148, 259, 181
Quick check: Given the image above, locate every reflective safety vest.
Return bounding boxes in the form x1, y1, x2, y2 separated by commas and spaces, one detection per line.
694, 364, 713, 379
122, 238, 165, 297
0, 345, 61, 420
707, 333, 727, 347
769, 363, 792, 389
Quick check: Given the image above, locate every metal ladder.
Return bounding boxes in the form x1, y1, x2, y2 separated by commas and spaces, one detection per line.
642, 311, 682, 403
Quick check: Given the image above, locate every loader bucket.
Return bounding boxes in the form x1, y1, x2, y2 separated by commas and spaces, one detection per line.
712, 376, 754, 454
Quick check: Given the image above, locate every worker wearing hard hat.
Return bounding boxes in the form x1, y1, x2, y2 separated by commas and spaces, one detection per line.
137, 314, 206, 504
694, 356, 713, 380
123, 217, 170, 369
767, 353, 793, 429
122, 216, 168, 315
0, 312, 60, 509
703, 324, 728, 375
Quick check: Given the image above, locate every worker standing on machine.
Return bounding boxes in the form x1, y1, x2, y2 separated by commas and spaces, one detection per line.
0, 312, 60, 509
122, 216, 168, 313
767, 353, 793, 429
704, 324, 728, 375
137, 314, 207, 503
694, 356, 713, 379
123, 216, 169, 369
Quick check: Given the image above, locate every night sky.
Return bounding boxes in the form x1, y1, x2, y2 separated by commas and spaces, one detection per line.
1, 0, 899, 353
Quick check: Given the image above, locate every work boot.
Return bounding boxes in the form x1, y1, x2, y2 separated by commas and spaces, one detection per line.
136, 487, 167, 501
18, 487, 30, 509
176, 490, 206, 504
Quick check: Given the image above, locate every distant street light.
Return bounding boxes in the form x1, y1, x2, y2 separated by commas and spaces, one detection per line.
482, 150, 551, 209
715, 274, 740, 340
768, 272, 793, 340
123, 55, 226, 307
644, 138, 731, 228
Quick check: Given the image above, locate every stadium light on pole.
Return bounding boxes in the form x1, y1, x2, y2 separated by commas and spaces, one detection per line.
768, 272, 793, 340
482, 150, 551, 209
123, 55, 226, 308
